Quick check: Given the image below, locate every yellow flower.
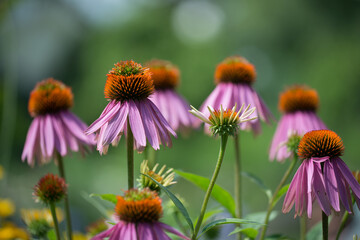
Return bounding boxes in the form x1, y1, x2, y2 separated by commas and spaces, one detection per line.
21, 208, 64, 227
0, 222, 29, 240
0, 199, 15, 218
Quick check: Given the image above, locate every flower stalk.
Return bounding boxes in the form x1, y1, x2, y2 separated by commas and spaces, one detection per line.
127, 119, 134, 189
192, 134, 229, 240
234, 134, 242, 240
56, 154, 73, 240
322, 212, 328, 240
49, 202, 61, 240
259, 156, 297, 240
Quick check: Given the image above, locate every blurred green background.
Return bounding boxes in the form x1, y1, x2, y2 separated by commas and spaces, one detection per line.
1, 0, 360, 238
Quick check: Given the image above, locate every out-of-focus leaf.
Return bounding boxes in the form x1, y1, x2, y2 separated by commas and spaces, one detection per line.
228, 227, 258, 239
90, 193, 117, 205
265, 234, 294, 240
175, 170, 236, 217
245, 211, 279, 229
198, 218, 263, 239
47, 229, 56, 240
194, 208, 222, 226
143, 174, 194, 233
242, 171, 272, 201
272, 184, 290, 208
306, 220, 323, 240
81, 191, 109, 218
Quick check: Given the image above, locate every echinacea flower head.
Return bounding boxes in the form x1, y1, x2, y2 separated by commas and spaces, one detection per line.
146, 59, 196, 132
0, 198, 15, 218
199, 56, 272, 135
283, 130, 360, 218
270, 85, 327, 162
92, 188, 189, 240
138, 160, 176, 192
34, 174, 67, 204
86, 60, 176, 154
190, 103, 256, 137
22, 78, 95, 166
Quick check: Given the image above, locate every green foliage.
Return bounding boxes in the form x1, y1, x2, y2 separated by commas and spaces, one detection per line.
143, 174, 194, 233
272, 184, 290, 208
90, 193, 117, 205
229, 227, 258, 239
242, 171, 272, 202
175, 170, 236, 217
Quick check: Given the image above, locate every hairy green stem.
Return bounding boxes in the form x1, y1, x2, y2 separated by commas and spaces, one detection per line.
300, 216, 307, 240
259, 157, 297, 240
234, 134, 242, 240
322, 212, 328, 240
57, 154, 72, 240
49, 202, 61, 240
192, 134, 228, 240
127, 120, 134, 189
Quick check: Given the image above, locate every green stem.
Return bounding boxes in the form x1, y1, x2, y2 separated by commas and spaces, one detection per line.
127, 120, 134, 189
49, 202, 61, 240
234, 134, 242, 240
322, 212, 328, 240
259, 157, 297, 240
336, 211, 349, 240
300, 216, 307, 240
192, 134, 229, 240
57, 154, 72, 240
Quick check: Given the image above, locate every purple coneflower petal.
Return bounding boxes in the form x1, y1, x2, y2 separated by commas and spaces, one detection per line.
22, 117, 40, 164
103, 102, 128, 146
313, 163, 331, 216
283, 161, 303, 213
306, 160, 314, 217
128, 100, 147, 147
86, 100, 120, 135
60, 111, 93, 144
44, 115, 55, 157
153, 223, 171, 240
139, 101, 160, 150
158, 222, 190, 239
323, 160, 340, 211
334, 157, 360, 198
148, 100, 176, 137
51, 115, 67, 156
333, 163, 353, 213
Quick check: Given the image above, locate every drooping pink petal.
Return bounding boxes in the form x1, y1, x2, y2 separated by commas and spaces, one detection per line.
313, 163, 331, 216
306, 160, 314, 218
39, 116, 47, 158
138, 101, 160, 150
103, 102, 128, 146
85, 100, 121, 135
60, 111, 94, 144
128, 100, 147, 148
147, 99, 177, 137
137, 223, 154, 240
91, 222, 118, 240
334, 157, 360, 198
283, 163, 302, 213
152, 223, 171, 240
44, 115, 55, 157
323, 160, 340, 212
333, 162, 353, 213
158, 222, 190, 239
51, 115, 67, 156
22, 117, 40, 163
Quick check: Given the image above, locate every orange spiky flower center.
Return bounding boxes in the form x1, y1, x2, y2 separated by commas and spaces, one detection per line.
115, 189, 162, 223
279, 85, 319, 113
104, 60, 154, 102
28, 78, 73, 117
215, 56, 256, 85
298, 130, 344, 160
146, 59, 180, 90
34, 174, 67, 204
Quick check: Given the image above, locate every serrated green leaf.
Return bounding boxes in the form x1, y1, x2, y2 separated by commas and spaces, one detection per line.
228, 227, 258, 239
143, 174, 194, 233
272, 184, 290, 208
242, 171, 272, 201
90, 193, 117, 205
198, 218, 263, 239
175, 170, 236, 217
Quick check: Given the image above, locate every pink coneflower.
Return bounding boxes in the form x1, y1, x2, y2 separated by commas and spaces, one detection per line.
269, 85, 327, 162
282, 130, 360, 218
92, 189, 189, 240
199, 56, 272, 135
22, 78, 95, 166
146, 59, 196, 133
85, 60, 176, 154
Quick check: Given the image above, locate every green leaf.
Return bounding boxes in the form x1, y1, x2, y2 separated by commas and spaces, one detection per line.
272, 184, 290, 208
194, 208, 222, 226
81, 191, 109, 218
143, 174, 194, 233
90, 193, 117, 205
228, 227, 258, 239
245, 211, 279, 229
175, 170, 236, 217
242, 171, 272, 201
47, 229, 56, 240
198, 218, 263, 239
306, 221, 322, 240
265, 234, 294, 240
